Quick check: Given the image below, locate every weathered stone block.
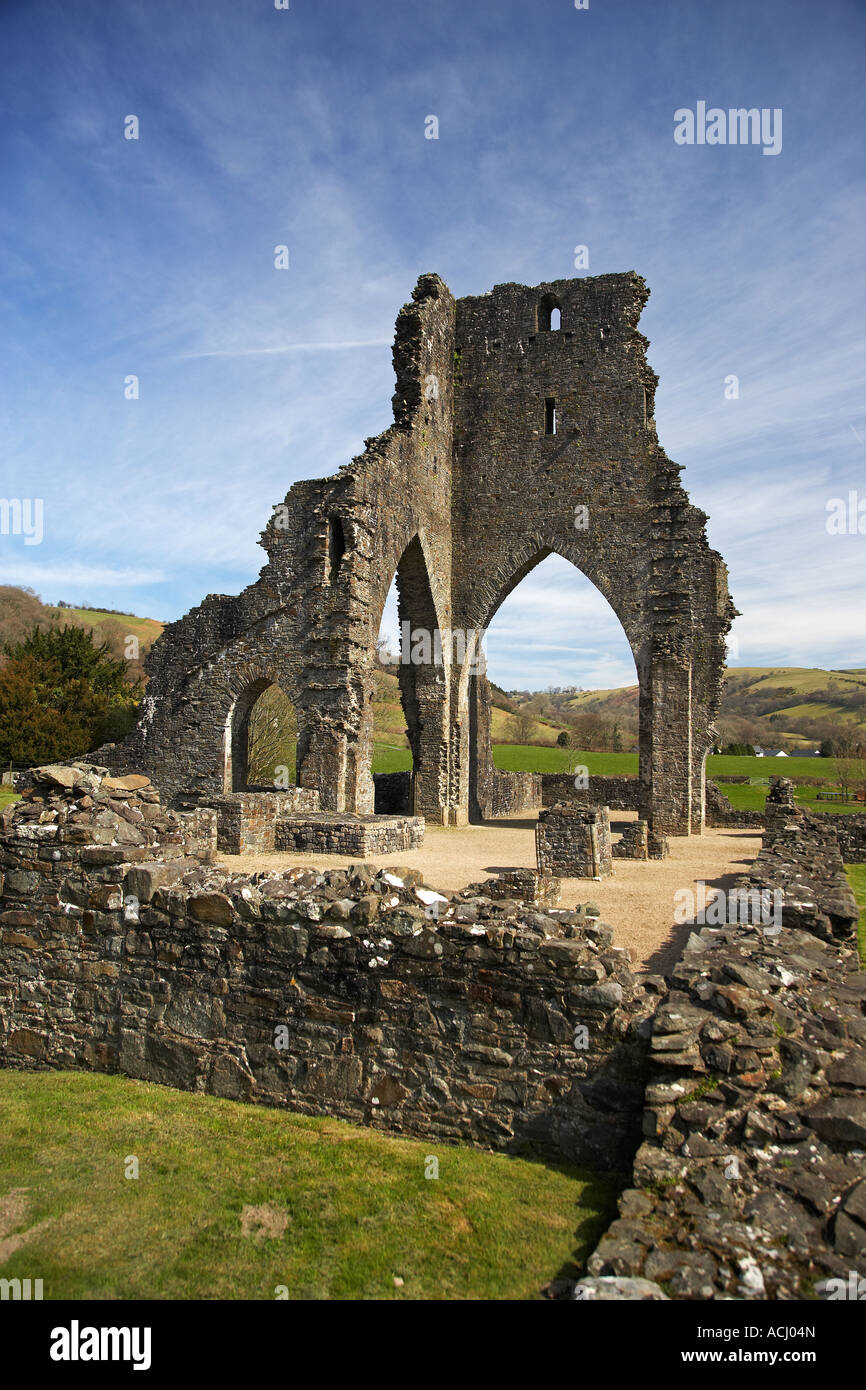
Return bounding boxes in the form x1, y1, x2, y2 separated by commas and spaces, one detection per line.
536, 804, 613, 878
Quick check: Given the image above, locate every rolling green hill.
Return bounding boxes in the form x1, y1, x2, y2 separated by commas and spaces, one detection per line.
3, 587, 862, 762
45, 606, 165, 648
507, 666, 866, 754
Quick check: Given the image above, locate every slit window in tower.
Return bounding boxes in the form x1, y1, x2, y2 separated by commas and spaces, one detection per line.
328, 515, 347, 582
544, 398, 557, 435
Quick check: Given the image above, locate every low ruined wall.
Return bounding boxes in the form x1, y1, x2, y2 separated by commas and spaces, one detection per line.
824, 812, 866, 865
537, 804, 613, 879
373, 771, 412, 814
478, 770, 542, 820
541, 774, 644, 812
0, 764, 650, 1169
578, 802, 866, 1301
204, 790, 320, 854
275, 812, 424, 856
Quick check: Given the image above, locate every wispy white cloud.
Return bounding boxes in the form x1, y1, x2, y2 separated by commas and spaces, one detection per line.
1, 0, 863, 682
0, 560, 167, 591
180, 340, 391, 359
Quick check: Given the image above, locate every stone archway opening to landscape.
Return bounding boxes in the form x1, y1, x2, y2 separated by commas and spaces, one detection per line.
479, 551, 640, 762
226, 679, 298, 792
373, 534, 447, 819
375, 573, 415, 775
460, 544, 644, 823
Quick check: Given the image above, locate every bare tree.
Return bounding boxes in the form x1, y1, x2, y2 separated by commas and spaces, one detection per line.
835, 757, 861, 803
510, 711, 534, 745
247, 684, 297, 785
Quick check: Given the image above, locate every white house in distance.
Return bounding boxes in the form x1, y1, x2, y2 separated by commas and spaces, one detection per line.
754, 747, 789, 758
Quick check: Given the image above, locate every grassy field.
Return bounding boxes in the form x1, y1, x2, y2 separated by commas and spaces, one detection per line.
45, 607, 164, 646
371, 743, 413, 774
3, 745, 858, 811
493, 746, 637, 775
845, 865, 866, 965
492, 745, 850, 781
0, 1072, 618, 1301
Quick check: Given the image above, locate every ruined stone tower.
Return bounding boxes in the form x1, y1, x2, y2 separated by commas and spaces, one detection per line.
110, 272, 735, 835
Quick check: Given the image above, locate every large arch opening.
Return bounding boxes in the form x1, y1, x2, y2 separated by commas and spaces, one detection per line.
484, 552, 639, 753
372, 570, 414, 816
226, 678, 298, 792
459, 549, 641, 821
373, 535, 449, 819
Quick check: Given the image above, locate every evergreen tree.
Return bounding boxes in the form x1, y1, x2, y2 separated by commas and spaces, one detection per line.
0, 625, 142, 766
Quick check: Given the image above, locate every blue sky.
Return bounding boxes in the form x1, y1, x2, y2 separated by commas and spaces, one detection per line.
1, 0, 864, 690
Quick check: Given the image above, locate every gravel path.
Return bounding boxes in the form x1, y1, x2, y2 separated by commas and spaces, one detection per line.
216, 812, 762, 975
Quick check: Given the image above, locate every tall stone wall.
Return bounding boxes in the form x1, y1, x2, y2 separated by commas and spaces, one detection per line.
97, 272, 733, 837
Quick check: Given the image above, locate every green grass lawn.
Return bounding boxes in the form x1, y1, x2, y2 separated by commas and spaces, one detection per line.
0, 787, 20, 810
371, 743, 413, 774
846, 865, 866, 966
492, 746, 848, 781
488, 746, 865, 815
493, 746, 637, 775
0, 1072, 618, 1301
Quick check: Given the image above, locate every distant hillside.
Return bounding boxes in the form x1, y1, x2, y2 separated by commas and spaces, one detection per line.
2, 587, 862, 756
47, 606, 164, 649
504, 666, 866, 755
0, 587, 164, 686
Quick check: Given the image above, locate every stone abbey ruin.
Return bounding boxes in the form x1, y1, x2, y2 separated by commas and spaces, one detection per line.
2, 274, 865, 1299
103, 270, 735, 839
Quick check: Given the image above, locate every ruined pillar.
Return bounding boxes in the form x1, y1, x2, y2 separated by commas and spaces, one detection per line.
640, 654, 694, 836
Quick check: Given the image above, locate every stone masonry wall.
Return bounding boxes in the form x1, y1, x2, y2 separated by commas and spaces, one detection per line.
274, 812, 424, 857
373, 771, 412, 814
541, 775, 644, 811
577, 800, 865, 1301
478, 770, 542, 820
0, 764, 651, 1169
537, 804, 613, 878
827, 812, 866, 864
202, 790, 320, 855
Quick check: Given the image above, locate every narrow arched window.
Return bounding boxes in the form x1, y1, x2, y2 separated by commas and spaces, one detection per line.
537, 294, 562, 332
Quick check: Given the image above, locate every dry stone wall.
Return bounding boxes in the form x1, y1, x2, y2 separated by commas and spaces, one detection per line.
3, 761, 864, 1302
274, 812, 424, 856
541, 774, 644, 811
537, 804, 613, 878
200, 790, 320, 854
829, 812, 866, 864
477, 770, 542, 820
